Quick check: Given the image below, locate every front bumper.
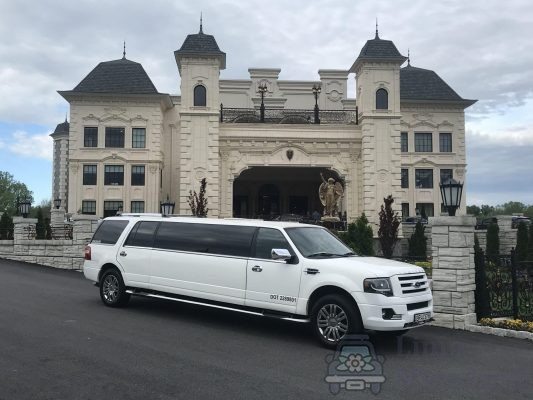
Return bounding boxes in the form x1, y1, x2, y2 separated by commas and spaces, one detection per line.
353, 291, 433, 331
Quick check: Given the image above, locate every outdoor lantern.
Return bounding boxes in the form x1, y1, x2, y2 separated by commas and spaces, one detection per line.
54, 198, 61, 209
18, 198, 31, 218
160, 195, 175, 216
439, 178, 464, 217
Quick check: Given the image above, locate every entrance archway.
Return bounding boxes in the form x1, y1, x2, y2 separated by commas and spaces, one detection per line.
233, 166, 343, 219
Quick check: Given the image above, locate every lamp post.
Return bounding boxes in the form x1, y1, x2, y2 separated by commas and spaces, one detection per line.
439, 178, 464, 216
18, 198, 31, 218
160, 195, 175, 216
257, 83, 268, 123
54, 198, 61, 210
312, 84, 321, 124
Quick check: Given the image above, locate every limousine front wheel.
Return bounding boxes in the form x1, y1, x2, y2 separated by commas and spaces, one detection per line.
311, 294, 362, 348
100, 269, 130, 307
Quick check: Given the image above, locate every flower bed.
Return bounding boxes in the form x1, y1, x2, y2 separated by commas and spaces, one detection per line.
479, 318, 533, 333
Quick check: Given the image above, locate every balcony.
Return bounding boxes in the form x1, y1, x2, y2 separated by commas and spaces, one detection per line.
219, 105, 359, 125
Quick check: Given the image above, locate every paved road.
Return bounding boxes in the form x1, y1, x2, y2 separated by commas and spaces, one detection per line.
0, 259, 531, 400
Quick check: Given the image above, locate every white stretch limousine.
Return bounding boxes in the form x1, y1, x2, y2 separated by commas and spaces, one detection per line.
83, 215, 433, 347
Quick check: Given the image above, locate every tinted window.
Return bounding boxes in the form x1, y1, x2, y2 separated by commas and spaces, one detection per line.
91, 220, 129, 245
376, 88, 388, 110
125, 221, 159, 247
154, 222, 255, 258
254, 228, 293, 260
285, 227, 353, 258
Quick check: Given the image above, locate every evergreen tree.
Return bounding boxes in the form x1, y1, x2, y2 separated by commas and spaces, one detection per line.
35, 208, 45, 239
474, 234, 490, 320
515, 221, 528, 262
378, 195, 400, 259
339, 213, 374, 256
188, 178, 209, 217
44, 217, 52, 240
0, 211, 14, 240
408, 221, 427, 258
485, 222, 500, 263
527, 224, 533, 262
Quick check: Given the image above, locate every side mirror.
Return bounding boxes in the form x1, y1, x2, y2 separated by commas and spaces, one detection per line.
271, 248, 292, 261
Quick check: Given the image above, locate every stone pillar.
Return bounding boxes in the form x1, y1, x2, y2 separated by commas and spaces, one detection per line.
13, 217, 37, 243
71, 214, 100, 270
50, 208, 65, 227
430, 216, 477, 329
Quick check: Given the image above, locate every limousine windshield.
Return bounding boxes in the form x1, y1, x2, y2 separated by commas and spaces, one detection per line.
285, 227, 356, 258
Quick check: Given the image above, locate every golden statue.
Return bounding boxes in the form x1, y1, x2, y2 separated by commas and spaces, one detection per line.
319, 173, 344, 219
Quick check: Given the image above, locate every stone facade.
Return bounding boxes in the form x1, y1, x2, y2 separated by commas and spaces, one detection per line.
0, 215, 99, 270
430, 216, 477, 329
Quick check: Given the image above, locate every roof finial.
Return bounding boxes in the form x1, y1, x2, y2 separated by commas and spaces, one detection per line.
65, 112, 67, 123
199, 12, 203, 34
407, 48, 410, 66
375, 17, 379, 39
122, 40, 126, 59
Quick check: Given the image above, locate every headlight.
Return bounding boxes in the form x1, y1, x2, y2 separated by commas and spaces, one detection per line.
363, 278, 393, 297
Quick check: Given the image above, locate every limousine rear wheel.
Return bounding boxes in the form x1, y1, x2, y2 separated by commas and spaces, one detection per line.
311, 294, 362, 348
100, 269, 130, 307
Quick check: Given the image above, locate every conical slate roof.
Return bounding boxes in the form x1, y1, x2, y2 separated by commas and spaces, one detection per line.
72, 58, 159, 94
50, 119, 69, 137
175, 26, 226, 69
351, 33, 406, 71
400, 64, 476, 106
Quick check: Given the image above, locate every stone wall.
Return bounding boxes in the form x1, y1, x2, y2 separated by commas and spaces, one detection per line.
0, 215, 99, 270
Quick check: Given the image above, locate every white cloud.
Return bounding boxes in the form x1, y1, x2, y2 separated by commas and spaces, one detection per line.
7, 131, 53, 161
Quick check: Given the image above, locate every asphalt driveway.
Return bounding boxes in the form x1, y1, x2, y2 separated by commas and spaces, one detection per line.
0, 259, 531, 399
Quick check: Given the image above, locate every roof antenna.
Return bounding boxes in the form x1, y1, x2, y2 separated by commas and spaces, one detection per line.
375, 17, 379, 39
407, 48, 410, 66
199, 12, 203, 34
122, 40, 126, 59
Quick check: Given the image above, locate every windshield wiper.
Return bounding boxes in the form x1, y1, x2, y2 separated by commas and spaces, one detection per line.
340, 252, 356, 257
307, 252, 338, 258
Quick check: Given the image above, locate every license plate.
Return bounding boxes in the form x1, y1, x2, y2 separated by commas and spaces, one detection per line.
414, 312, 431, 324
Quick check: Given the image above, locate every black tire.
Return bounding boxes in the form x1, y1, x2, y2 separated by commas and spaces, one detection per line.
99, 268, 130, 307
311, 294, 363, 348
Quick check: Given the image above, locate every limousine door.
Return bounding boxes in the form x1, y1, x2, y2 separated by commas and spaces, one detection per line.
117, 221, 159, 288
245, 228, 302, 313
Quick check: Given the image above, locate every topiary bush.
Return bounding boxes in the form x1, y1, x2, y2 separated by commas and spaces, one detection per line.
0, 211, 14, 239
338, 213, 374, 256
408, 221, 427, 258
515, 221, 529, 262
474, 234, 490, 320
486, 221, 500, 263
378, 195, 400, 259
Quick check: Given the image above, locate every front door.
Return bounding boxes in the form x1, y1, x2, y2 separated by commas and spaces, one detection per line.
245, 227, 302, 313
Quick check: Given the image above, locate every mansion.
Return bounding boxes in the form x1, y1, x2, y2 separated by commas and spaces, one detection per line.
52, 23, 475, 227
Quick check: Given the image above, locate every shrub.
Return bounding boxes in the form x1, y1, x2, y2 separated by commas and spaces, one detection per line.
515, 221, 528, 262
338, 213, 374, 256
0, 211, 14, 239
474, 234, 490, 320
378, 195, 400, 259
35, 208, 46, 239
408, 221, 427, 258
486, 222, 500, 262
188, 178, 208, 217
527, 224, 533, 262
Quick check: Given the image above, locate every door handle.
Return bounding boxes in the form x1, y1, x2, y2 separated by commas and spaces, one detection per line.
119, 251, 127, 257
305, 268, 319, 275
252, 266, 262, 272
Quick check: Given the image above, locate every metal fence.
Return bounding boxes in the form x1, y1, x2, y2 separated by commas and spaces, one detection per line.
477, 250, 533, 321
219, 107, 359, 125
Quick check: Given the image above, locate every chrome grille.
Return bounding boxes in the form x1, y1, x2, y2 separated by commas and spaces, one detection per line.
396, 274, 429, 295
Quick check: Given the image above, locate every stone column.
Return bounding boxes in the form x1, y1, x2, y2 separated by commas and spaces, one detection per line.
71, 214, 100, 270
430, 216, 477, 329
13, 217, 37, 243
50, 208, 65, 227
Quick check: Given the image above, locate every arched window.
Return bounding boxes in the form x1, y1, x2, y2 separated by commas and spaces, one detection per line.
193, 85, 206, 107
376, 88, 388, 110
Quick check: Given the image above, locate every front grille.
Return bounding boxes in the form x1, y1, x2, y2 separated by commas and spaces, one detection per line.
397, 274, 428, 295
407, 301, 429, 311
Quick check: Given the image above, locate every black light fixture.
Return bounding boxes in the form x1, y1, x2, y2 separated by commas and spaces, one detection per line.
54, 198, 61, 209
312, 84, 321, 124
257, 83, 268, 123
18, 198, 31, 218
440, 178, 464, 217
160, 195, 175, 216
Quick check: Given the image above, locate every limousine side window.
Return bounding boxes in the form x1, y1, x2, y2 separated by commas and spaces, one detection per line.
124, 221, 160, 248
91, 220, 129, 245
153, 222, 256, 258
254, 228, 294, 260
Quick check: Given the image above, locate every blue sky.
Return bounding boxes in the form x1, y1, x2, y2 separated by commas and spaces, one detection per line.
0, 0, 532, 206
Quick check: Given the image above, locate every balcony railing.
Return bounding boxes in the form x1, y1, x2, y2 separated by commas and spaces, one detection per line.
220, 105, 359, 125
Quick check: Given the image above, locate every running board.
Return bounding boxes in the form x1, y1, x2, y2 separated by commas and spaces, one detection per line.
125, 290, 310, 323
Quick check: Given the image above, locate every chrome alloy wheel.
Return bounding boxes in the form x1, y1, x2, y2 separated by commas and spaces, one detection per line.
317, 303, 349, 342
102, 274, 120, 303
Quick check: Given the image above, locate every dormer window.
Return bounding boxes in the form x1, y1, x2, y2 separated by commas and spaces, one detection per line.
376, 88, 388, 110
194, 85, 207, 106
